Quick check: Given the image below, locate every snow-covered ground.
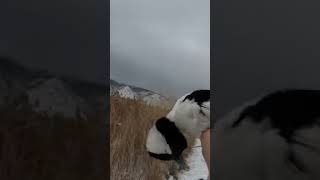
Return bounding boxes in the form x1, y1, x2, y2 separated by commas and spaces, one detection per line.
176, 139, 209, 180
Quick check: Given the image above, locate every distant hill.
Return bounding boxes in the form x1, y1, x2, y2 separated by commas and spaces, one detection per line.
0, 56, 172, 120
0, 56, 107, 121
110, 79, 172, 106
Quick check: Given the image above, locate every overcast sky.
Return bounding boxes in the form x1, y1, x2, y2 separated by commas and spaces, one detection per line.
0, 0, 107, 84
110, 0, 210, 97
212, 0, 320, 117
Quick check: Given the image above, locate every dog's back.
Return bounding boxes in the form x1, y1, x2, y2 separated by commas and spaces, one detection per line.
167, 90, 210, 138
213, 89, 320, 180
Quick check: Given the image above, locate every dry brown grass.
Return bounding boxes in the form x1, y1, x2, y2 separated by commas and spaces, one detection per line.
0, 105, 107, 180
110, 96, 194, 180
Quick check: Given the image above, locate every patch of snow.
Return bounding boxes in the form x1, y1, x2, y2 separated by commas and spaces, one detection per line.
110, 80, 173, 107
118, 86, 137, 99
27, 78, 86, 118
178, 139, 209, 180
143, 94, 163, 105
110, 85, 119, 96
137, 90, 153, 97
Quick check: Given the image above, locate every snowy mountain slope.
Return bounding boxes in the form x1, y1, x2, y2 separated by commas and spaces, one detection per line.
118, 86, 137, 99
110, 79, 171, 106
27, 78, 88, 119
143, 93, 168, 106
0, 57, 170, 119
0, 57, 107, 120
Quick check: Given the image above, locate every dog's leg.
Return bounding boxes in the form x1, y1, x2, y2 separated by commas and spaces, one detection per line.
175, 156, 190, 171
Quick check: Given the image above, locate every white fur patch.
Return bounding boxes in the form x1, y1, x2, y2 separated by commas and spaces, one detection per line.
146, 126, 172, 154
166, 92, 210, 138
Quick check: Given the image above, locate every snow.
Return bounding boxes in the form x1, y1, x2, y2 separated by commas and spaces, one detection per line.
143, 94, 163, 106
175, 139, 209, 180
118, 86, 137, 99
110, 85, 118, 96
110, 80, 171, 107
27, 78, 85, 118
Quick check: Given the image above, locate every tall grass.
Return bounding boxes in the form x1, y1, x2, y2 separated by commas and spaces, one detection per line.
0, 105, 107, 180
110, 96, 194, 180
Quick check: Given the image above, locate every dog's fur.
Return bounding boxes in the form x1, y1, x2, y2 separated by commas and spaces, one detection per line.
146, 90, 210, 165
213, 89, 320, 180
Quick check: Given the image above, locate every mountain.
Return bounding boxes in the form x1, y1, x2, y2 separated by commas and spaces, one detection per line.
109, 79, 171, 106
0, 56, 107, 121
0, 56, 171, 121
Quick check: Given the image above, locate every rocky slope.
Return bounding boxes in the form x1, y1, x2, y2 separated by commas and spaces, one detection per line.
110, 79, 171, 106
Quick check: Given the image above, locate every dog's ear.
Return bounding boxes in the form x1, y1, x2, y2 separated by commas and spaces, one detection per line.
155, 117, 175, 134
155, 117, 187, 157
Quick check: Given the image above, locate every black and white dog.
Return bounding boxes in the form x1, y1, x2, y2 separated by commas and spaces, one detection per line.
213, 89, 320, 180
146, 90, 210, 170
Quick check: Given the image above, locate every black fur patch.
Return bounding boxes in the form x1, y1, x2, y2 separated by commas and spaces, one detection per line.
231, 89, 320, 173
155, 117, 187, 160
148, 152, 173, 161
183, 90, 210, 107
231, 89, 320, 134
199, 109, 207, 116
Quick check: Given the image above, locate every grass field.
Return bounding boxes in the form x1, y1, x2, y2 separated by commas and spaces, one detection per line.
110, 96, 194, 180
0, 103, 107, 180
0, 95, 195, 180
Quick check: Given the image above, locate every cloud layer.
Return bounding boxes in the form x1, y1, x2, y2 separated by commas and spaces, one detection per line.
110, 0, 210, 97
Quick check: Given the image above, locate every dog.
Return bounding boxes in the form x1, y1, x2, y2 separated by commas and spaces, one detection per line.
146, 90, 210, 170
213, 89, 320, 180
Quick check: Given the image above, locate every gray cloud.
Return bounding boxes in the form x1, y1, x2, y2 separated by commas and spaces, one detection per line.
110, 0, 210, 97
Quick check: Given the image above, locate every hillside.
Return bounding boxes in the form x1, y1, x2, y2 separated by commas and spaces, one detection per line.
110, 79, 172, 106
0, 56, 107, 179
0, 56, 171, 121
0, 56, 108, 122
